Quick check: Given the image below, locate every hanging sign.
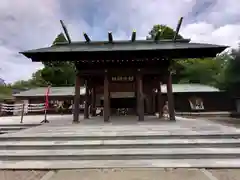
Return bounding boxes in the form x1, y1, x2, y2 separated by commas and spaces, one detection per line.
111, 76, 134, 82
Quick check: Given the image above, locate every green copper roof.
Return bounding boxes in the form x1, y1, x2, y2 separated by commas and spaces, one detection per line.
22, 40, 226, 53
14, 87, 86, 97
20, 40, 228, 61
161, 84, 220, 93
13, 84, 220, 98
0, 94, 13, 100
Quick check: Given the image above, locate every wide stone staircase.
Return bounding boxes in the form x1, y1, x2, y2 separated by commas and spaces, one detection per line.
0, 124, 40, 134
1, 118, 240, 169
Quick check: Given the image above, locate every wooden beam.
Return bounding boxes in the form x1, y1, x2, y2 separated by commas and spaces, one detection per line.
108, 32, 113, 43
173, 17, 183, 41
83, 33, 91, 42
104, 70, 110, 122
136, 70, 144, 121
131, 30, 136, 42
60, 20, 72, 43
77, 68, 166, 76
84, 79, 90, 119
73, 75, 80, 123
166, 71, 175, 121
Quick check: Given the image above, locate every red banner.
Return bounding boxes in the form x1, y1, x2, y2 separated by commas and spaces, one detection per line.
45, 86, 50, 110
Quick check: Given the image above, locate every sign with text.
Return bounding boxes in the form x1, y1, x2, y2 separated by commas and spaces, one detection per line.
111, 76, 134, 82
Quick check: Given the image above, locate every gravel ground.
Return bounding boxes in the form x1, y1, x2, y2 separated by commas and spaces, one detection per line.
209, 169, 240, 180
49, 168, 210, 180
0, 170, 47, 180
1, 168, 240, 180
193, 117, 240, 128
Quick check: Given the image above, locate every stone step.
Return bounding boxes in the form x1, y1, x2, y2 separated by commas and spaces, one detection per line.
1, 133, 240, 141
0, 148, 240, 161
0, 127, 29, 134
0, 127, 26, 131
0, 124, 40, 127
2, 159, 240, 169
0, 130, 20, 134
1, 139, 240, 150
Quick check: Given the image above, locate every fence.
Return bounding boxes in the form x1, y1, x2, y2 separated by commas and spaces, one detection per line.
0, 103, 46, 123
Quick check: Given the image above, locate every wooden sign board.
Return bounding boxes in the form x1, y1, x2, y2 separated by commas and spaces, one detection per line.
111, 76, 134, 82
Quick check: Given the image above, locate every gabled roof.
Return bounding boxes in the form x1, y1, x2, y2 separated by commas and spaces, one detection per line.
161, 84, 220, 93
22, 39, 225, 53
13, 84, 220, 98
20, 39, 228, 61
14, 87, 86, 97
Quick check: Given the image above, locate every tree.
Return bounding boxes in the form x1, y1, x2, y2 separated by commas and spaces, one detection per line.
146, 24, 184, 83
0, 85, 12, 95
40, 63, 75, 86
146, 24, 183, 40
221, 46, 240, 94
147, 24, 226, 87
0, 85, 13, 100
39, 33, 76, 86
10, 69, 48, 89
43, 33, 68, 67
177, 58, 225, 87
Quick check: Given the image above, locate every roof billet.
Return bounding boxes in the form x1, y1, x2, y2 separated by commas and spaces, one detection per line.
83, 32, 91, 43
173, 17, 183, 41
60, 20, 71, 43
57, 17, 185, 46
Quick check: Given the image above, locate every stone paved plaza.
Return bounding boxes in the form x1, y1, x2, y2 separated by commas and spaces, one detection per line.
1, 115, 240, 138
1, 115, 240, 179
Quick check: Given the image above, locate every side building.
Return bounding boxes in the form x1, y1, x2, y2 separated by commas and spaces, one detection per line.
13, 84, 235, 114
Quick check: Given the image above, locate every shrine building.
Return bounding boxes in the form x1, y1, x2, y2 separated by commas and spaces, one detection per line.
20, 18, 227, 123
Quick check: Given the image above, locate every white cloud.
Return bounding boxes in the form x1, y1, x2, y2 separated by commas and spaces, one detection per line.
0, 0, 240, 83
181, 23, 240, 47
0, 0, 62, 83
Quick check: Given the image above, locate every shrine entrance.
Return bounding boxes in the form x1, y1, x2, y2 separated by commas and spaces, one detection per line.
21, 17, 227, 123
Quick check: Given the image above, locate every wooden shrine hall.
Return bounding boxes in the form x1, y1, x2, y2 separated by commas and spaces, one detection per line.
20, 18, 227, 123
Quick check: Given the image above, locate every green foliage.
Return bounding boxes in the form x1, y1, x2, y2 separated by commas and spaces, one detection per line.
147, 25, 185, 83
40, 32, 76, 86
11, 70, 48, 89
0, 85, 12, 100
147, 24, 229, 89
177, 58, 225, 87
146, 24, 183, 40
0, 85, 12, 95
11, 80, 34, 89
40, 63, 76, 86
43, 33, 68, 67
10, 24, 238, 94
221, 47, 240, 93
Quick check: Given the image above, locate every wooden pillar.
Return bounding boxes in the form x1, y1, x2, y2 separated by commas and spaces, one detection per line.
136, 70, 144, 121
135, 82, 138, 116
145, 95, 151, 114
91, 86, 96, 116
152, 90, 156, 114
158, 82, 163, 118
84, 79, 90, 119
104, 71, 110, 122
73, 74, 80, 123
166, 71, 176, 121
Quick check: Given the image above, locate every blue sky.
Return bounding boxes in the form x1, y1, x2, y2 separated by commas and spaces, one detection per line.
0, 0, 240, 83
